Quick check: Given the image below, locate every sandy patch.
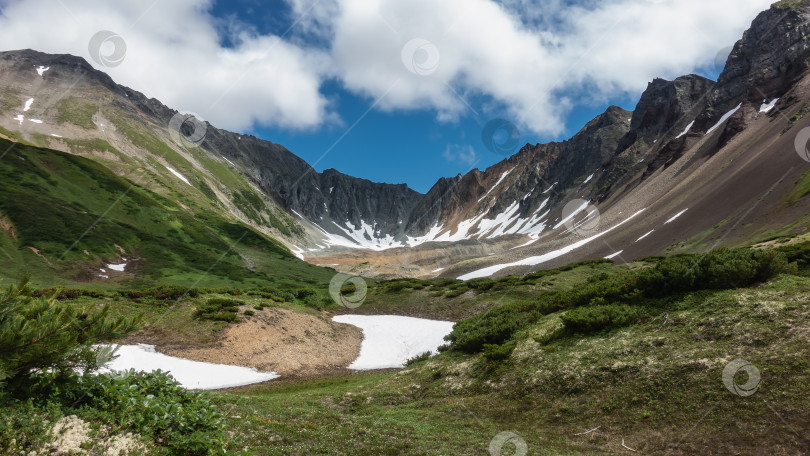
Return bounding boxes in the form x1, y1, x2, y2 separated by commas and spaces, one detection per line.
159, 307, 363, 378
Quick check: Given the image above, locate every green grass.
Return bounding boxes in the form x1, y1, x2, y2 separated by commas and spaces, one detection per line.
53, 97, 98, 129
0, 86, 21, 113
212, 371, 579, 455
0, 137, 333, 290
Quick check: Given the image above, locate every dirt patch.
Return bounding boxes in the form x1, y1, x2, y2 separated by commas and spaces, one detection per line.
158, 307, 363, 378
27, 246, 52, 265
0, 212, 16, 241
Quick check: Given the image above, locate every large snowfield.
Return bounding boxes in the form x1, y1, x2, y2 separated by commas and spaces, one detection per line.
98, 344, 279, 389
332, 315, 455, 370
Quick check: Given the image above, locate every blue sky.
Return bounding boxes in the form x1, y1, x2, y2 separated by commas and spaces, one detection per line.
209, 0, 722, 193
0, 0, 763, 193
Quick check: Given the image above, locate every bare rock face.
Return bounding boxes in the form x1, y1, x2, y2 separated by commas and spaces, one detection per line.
698, 2, 810, 136
619, 75, 715, 151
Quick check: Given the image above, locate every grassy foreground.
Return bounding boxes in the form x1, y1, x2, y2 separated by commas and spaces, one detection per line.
3, 241, 810, 454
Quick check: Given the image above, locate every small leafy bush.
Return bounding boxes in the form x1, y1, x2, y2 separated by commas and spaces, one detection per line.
47, 370, 228, 455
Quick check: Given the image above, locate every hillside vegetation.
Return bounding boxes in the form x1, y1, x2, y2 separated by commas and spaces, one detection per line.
0, 137, 333, 291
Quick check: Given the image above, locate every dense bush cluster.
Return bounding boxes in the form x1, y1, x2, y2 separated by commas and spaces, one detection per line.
447, 247, 793, 354
194, 298, 243, 322
560, 304, 641, 333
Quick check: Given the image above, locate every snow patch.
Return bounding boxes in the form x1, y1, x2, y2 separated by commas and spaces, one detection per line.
553, 200, 590, 230
13, 115, 23, 125
290, 245, 305, 260
605, 250, 623, 260
458, 209, 647, 279
635, 230, 655, 242
478, 168, 514, 202
759, 98, 779, 113
511, 239, 538, 250
332, 315, 454, 370
431, 267, 445, 273
675, 121, 695, 139
98, 344, 278, 389
35, 66, 49, 76
164, 166, 191, 186
50, 133, 63, 138
23, 98, 33, 112
583, 173, 594, 184
706, 103, 742, 135
107, 263, 127, 272
28, 119, 43, 124
664, 209, 688, 224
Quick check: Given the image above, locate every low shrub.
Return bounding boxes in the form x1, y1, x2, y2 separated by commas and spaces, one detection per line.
194, 298, 242, 322
120, 285, 199, 301
467, 278, 495, 291
482, 340, 517, 361
405, 351, 433, 366
445, 288, 466, 298
32, 288, 109, 300
560, 304, 641, 334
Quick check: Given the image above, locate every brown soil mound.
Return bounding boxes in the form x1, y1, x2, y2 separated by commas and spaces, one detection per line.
158, 307, 363, 378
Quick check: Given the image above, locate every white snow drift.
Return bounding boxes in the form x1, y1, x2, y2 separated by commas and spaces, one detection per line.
98, 344, 279, 390
457, 208, 647, 279
332, 315, 455, 370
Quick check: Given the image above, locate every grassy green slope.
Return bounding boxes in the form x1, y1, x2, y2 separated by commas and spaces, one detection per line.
0, 137, 332, 290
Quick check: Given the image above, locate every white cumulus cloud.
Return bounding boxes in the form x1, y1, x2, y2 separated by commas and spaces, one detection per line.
0, 0, 331, 131
0, 0, 774, 136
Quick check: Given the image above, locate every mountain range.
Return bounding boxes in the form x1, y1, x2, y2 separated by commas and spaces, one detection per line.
2, 0, 810, 284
